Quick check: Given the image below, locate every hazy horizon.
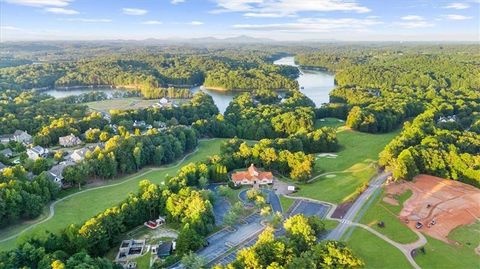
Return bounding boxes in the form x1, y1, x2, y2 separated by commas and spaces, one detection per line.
1, 0, 479, 42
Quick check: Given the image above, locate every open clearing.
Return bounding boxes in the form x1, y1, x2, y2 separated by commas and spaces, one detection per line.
360, 189, 419, 244
0, 139, 225, 251
294, 121, 400, 204
347, 227, 413, 269
85, 97, 187, 113
386, 174, 480, 243
354, 175, 480, 269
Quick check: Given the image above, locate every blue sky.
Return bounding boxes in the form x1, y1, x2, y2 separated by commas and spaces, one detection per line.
1, 0, 479, 41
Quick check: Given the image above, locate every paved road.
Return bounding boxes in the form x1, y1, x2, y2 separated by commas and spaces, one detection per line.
327, 171, 390, 240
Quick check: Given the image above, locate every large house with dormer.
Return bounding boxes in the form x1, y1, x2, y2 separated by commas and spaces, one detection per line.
231, 164, 274, 186
27, 146, 49, 160
13, 130, 33, 145
59, 134, 82, 147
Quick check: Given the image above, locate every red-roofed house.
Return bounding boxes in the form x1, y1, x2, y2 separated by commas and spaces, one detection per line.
231, 164, 273, 186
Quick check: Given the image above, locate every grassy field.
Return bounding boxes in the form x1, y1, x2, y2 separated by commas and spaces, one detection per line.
279, 195, 295, 212
359, 190, 418, 244
414, 223, 480, 269
0, 139, 225, 251
294, 121, 400, 204
314, 117, 345, 129
85, 97, 187, 113
347, 228, 413, 269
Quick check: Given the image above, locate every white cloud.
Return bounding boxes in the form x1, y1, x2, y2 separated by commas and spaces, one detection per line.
211, 0, 370, 16
62, 18, 112, 23
142, 20, 163, 25
122, 8, 148, 16
443, 2, 470, 9
396, 15, 434, 28
233, 17, 382, 32
4, 0, 72, 7
44, 7, 78, 14
401, 15, 424, 21
444, 14, 472, 20
1, 25, 22, 31
190, 21, 204, 25
171, 0, 185, 4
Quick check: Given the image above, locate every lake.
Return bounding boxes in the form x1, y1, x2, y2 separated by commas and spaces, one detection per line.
43, 56, 335, 113
273, 56, 335, 106
193, 56, 335, 113
42, 88, 123, 99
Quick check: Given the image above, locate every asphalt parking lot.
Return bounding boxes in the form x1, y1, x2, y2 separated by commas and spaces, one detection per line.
197, 213, 264, 265
288, 200, 330, 219
207, 184, 231, 226
238, 188, 283, 213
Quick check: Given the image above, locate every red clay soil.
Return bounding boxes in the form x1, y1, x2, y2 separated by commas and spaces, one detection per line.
385, 174, 480, 244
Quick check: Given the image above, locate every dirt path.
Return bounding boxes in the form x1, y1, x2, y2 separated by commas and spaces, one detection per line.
0, 145, 205, 244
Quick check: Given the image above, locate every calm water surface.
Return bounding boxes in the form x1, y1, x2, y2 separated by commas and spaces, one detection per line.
194, 56, 335, 113
273, 56, 335, 106
44, 57, 334, 113
43, 88, 123, 99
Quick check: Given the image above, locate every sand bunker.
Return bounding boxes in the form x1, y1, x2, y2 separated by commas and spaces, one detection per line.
317, 153, 338, 159
386, 174, 480, 244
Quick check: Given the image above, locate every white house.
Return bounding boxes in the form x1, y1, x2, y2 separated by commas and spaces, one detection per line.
70, 148, 89, 162
12, 130, 32, 145
59, 134, 82, 147
27, 146, 49, 160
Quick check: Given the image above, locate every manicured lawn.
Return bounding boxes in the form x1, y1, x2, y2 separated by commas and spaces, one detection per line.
347, 228, 413, 269
294, 124, 400, 204
359, 189, 418, 244
279, 195, 295, 212
86, 97, 188, 113
314, 117, 345, 129
135, 252, 152, 269
414, 222, 480, 269
297, 167, 374, 204
322, 219, 339, 230
448, 221, 480, 252
0, 139, 225, 251
415, 234, 480, 269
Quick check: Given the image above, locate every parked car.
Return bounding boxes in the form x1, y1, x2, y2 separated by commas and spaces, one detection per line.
416, 222, 423, 229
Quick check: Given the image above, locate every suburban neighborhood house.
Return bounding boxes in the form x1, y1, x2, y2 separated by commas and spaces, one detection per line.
69, 148, 90, 163
47, 161, 74, 187
231, 164, 274, 186
0, 130, 32, 145
0, 162, 7, 172
27, 146, 49, 160
0, 148, 13, 158
59, 134, 82, 147
13, 130, 32, 145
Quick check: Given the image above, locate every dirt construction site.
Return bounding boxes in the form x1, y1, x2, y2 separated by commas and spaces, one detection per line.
385, 174, 480, 244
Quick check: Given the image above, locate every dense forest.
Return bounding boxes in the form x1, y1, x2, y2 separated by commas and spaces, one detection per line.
297, 44, 480, 185
0, 50, 299, 98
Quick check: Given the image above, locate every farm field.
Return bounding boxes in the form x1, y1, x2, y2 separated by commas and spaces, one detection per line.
0, 139, 225, 251
347, 227, 413, 269
294, 120, 400, 204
